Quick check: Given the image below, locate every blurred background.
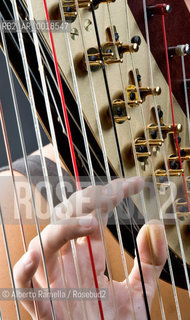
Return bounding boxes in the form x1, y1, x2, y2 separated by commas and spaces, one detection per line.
0, 49, 48, 167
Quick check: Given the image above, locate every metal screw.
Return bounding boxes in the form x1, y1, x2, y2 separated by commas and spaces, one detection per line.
70, 28, 79, 40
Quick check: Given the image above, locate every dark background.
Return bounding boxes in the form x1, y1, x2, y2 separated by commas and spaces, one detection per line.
0, 49, 48, 167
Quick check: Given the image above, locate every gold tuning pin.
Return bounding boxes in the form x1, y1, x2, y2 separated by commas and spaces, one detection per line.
168, 149, 190, 166
155, 168, 184, 178
100, 99, 130, 129
126, 85, 161, 106
83, 47, 122, 72
135, 138, 163, 147
126, 69, 161, 106
147, 123, 182, 139
51, 0, 115, 23
103, 41, 139, 58
175, 198, 189, 221
112, 99, 131, 124
135, 138, 151, 162
104, 26, 140, 59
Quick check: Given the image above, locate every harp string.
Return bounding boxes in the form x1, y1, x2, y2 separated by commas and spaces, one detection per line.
161, 13, 190, 295
105, 1, 167, 318
142, 0, 188, 314
0, 206, 21, 320
46, 71, 139, 230
10, 0, 67, 317
122, 0, 183, 317
119, 1, 168, 317
154, 6, 190, 297
0, 98, 41, 318
0, 19, 66, 318
90, 3, 151, 319
161, 11, 190, 214
42, 0, 105, 318
57, 1, 120, 318
181, 55, 190, 142
77, 0, 166, 318
26, 2, 83, 319
27, 1, 100, 317
3, 0, 129, 190
72, 3, 136, 319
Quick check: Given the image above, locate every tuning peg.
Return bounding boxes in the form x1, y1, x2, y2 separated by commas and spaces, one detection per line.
147, 123, 182, 139
135, 138, 151, 163
168, 149, 190, 165
155, 168, 184, 178
102, 41, 139, 59
104, 27, 140, 59
147, 3, 172, 17
82, 47, 122, 72
131, 35, 141, 46
111, 100, 131, 124
50, 0, 115, 23
126, 85, 161, 106
100, 99, 130, 129
50, 0, 89, 23
175, 198, 189, 221
168, 44, 190, 58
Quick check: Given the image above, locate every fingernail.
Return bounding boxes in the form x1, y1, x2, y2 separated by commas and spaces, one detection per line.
125, 176, 144, 190
78, 215, 95, 227
22, 252, 33, 268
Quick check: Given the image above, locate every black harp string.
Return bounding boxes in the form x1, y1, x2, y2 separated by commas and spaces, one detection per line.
0, 206, 21, 320
73, 1, 141, 317
90, 3, 151, 319
4, 0, 110, 184
15, 0, 138, 234
105, 3, 167, 317
117, 1, 166, 318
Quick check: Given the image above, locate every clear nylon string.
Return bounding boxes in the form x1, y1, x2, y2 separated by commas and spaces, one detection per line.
181, 56, 190, 142
10, 0, 61, 317
125, 1, 188, 315
58, 1, 120, 317
142, 0, 190, 295
105, 1, 167, 318
142, 0, 189, 314
26, 1, 88, 318
89, 3, 152, 318
71, 2, 138, 318
0, 206, 21, 320
0, 16, 68, 318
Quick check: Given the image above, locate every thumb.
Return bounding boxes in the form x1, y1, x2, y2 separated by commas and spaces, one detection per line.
14, 250, 40, 316
129, 220, 167, 307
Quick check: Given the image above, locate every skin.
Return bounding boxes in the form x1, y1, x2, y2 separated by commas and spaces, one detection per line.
13, 174, 167, 319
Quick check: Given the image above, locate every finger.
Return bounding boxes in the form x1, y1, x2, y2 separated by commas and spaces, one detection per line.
13, 250, 41, 317
28, 215, 98, 277
55, 177, 144, 219
128, 220, 167, 308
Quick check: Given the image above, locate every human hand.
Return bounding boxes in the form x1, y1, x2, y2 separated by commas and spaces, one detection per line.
13, 177, 167, 320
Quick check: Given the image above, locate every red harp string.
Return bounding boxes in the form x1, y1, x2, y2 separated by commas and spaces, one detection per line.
161, 9, 190, 212
42, 0, 105, 318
